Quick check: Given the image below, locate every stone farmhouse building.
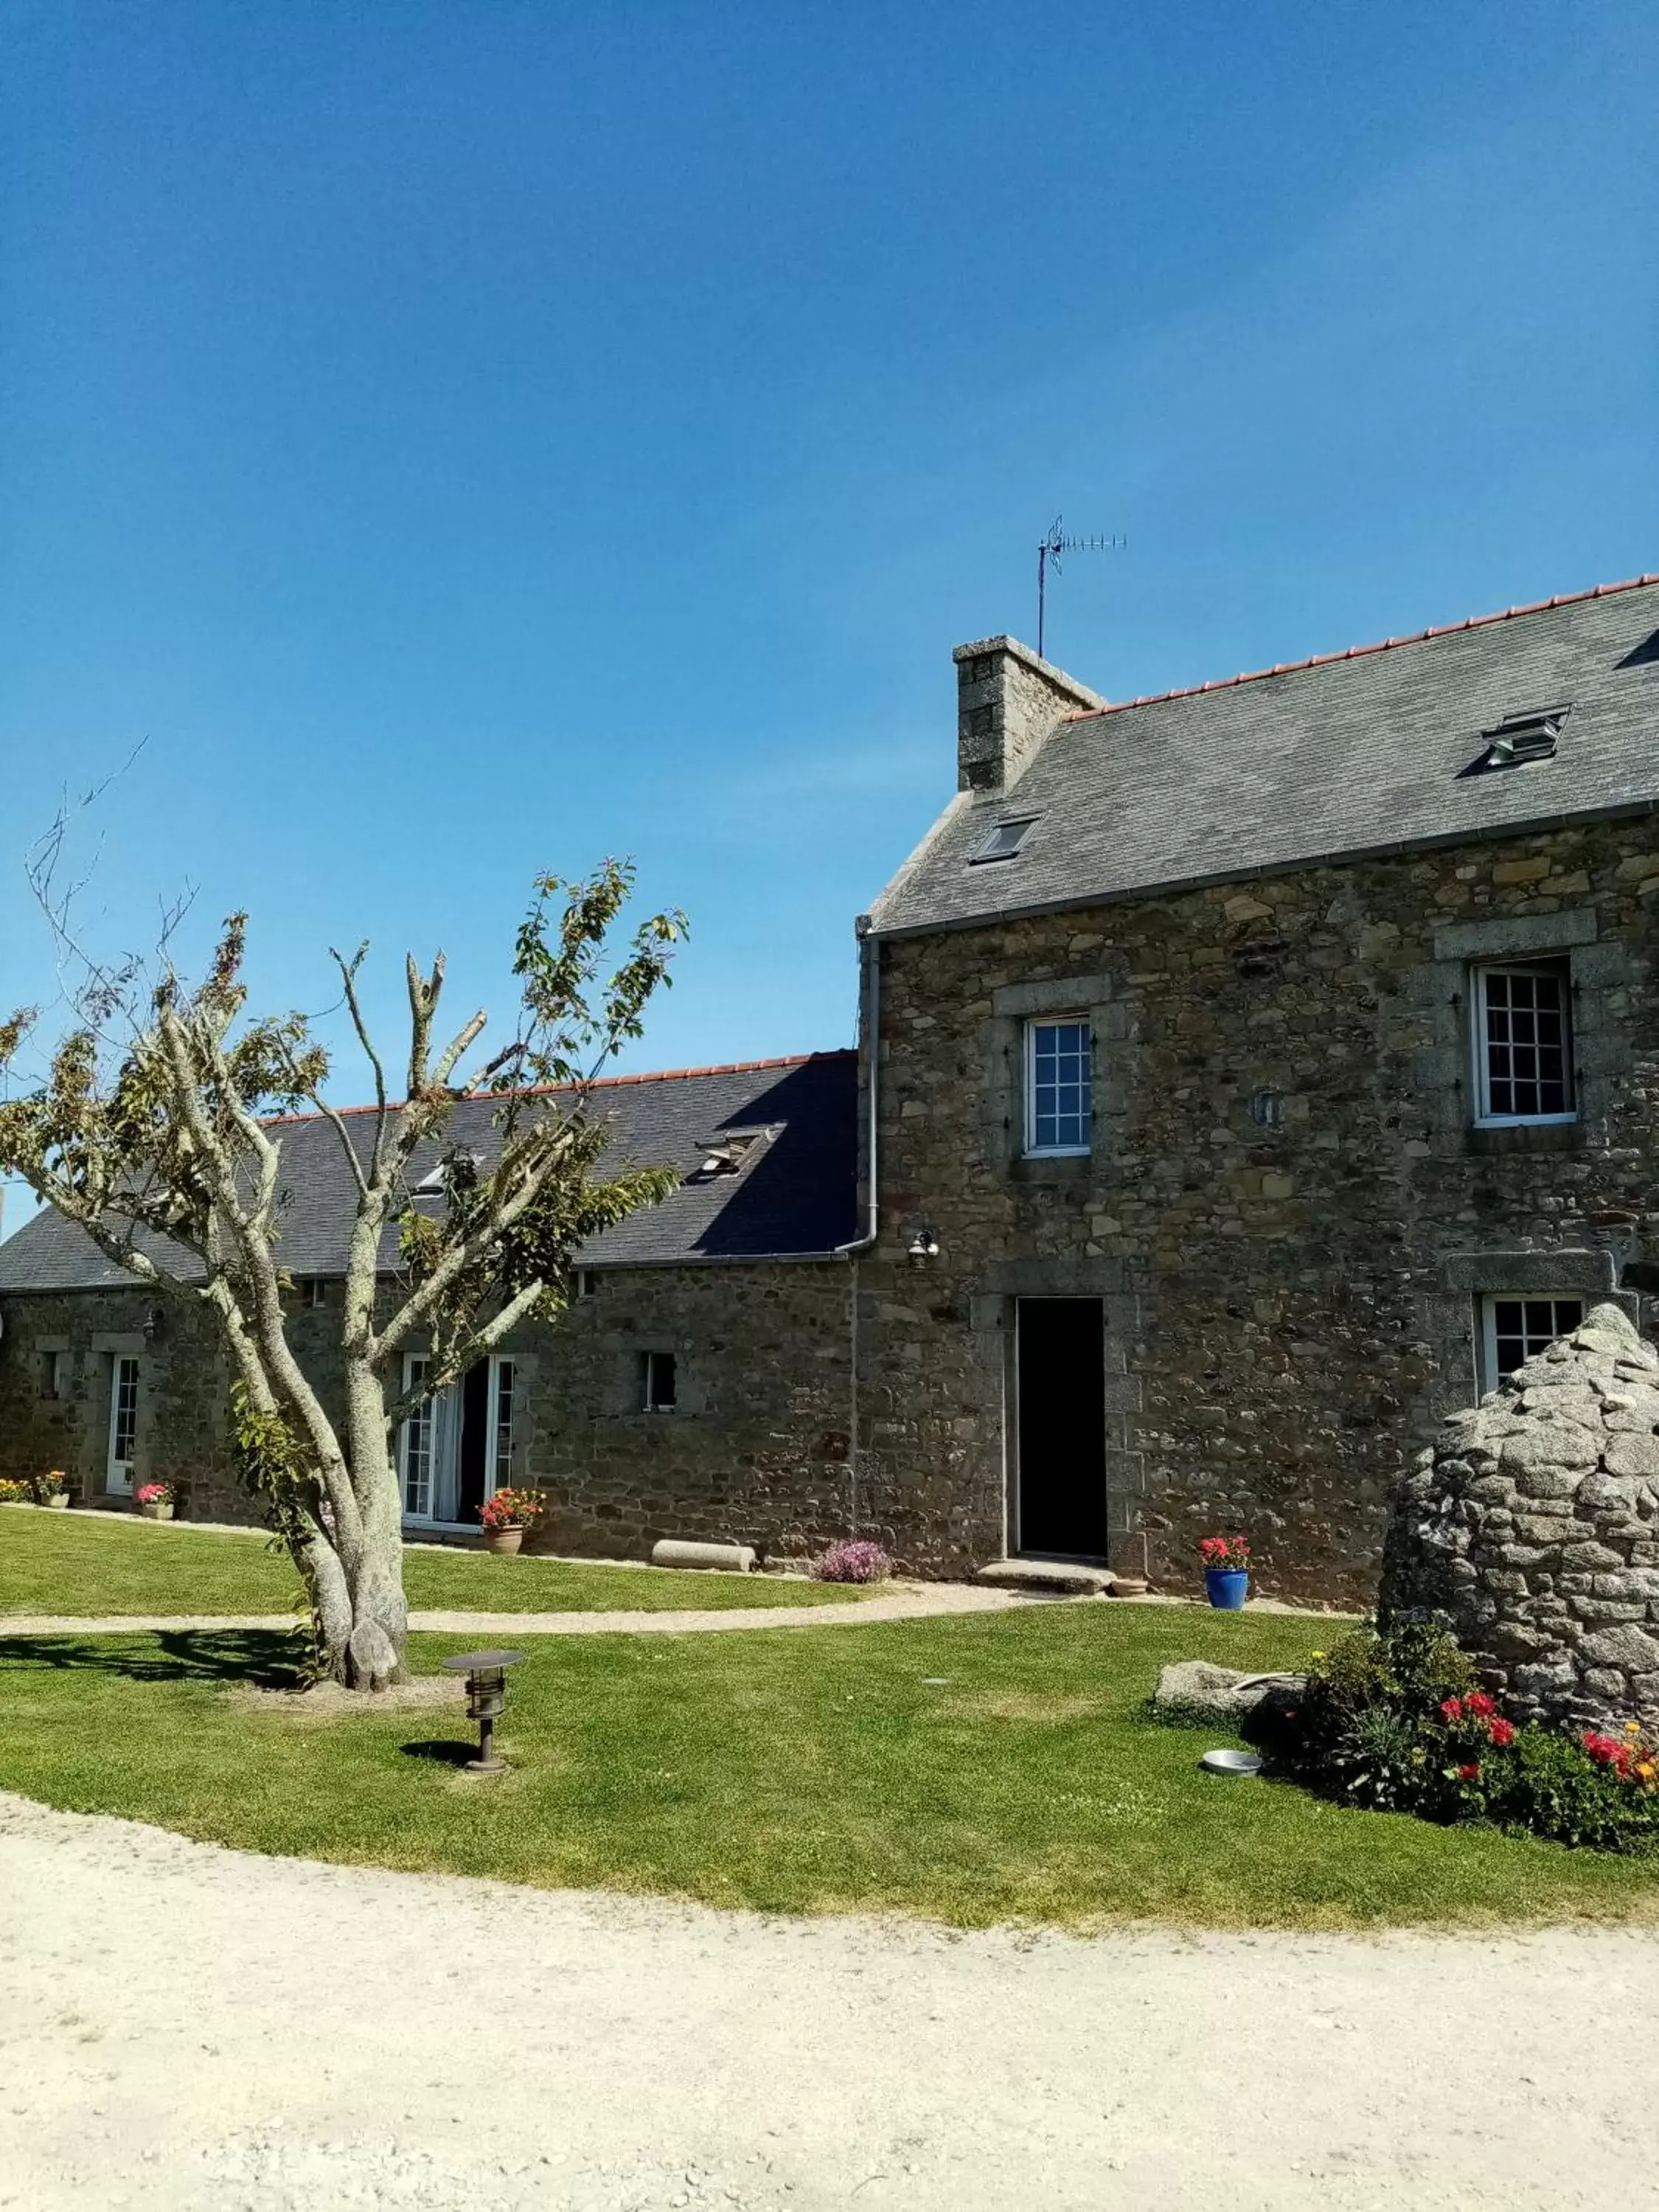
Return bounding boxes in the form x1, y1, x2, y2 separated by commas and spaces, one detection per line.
3, 572, 1658, 1603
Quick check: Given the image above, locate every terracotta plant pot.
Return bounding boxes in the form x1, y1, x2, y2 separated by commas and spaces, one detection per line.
483, 1526, 524, 1555
138, 1501, 174, 1522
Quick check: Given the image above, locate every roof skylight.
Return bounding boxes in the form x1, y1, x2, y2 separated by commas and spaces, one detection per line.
1476, 704, 1571, 771
970, 816, 1037, 866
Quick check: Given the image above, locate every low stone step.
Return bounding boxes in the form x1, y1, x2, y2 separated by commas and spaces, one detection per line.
975, 1558, 1113, 1596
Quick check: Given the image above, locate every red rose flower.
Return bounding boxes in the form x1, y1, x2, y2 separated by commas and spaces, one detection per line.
1458, 1763, 1481, 1781
1465, 1692, 1495, 1719
1440, 1697, 1464, 1723
1488, 1717, 1515, 1748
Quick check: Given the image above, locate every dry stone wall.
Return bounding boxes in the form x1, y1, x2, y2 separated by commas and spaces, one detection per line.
1381, 1302, 1659, 1729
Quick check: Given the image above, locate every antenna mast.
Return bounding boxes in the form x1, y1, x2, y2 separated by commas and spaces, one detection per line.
1037, 515, 1124, 661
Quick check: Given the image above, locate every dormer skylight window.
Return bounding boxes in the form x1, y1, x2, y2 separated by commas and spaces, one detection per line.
970, 816, 1037, 866
1475, 705, 1571, 772
414, 1150, 483, 1195
689, 1130, 765, 1180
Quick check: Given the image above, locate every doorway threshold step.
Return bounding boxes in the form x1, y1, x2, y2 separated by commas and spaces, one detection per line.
975, 1558, 1113, 1596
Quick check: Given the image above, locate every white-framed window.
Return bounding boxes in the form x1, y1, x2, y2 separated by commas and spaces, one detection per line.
106, 1354, 139, 1495
1024, 1018, 1092, 1156
44, 1349, 72, 1400
1471, 961, 1574, 1125
641, 1350, 677, 1413
300, 1278, 327, 1310
1479, 1295, 1585, 1391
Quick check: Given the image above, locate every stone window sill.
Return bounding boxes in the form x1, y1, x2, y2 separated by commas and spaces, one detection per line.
1465, 1121, 1584, 1157
1009, 1153, 1094, 1186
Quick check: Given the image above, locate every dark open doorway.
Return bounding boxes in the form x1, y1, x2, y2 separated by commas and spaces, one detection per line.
1015, 1297, 1107, 1559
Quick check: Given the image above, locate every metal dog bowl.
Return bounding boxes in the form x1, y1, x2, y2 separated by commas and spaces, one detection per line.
1199, 1747, 1263, 1778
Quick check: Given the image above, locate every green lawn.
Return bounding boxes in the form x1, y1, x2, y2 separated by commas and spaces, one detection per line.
0, 1508, 864, 1617
1, 1602, 1655, 1930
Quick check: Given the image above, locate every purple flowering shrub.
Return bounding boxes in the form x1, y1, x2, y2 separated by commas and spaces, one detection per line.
812, 1539, 893, 1585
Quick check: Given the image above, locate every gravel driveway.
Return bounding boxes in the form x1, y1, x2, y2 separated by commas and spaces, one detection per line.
2, 1790, 1655, 2212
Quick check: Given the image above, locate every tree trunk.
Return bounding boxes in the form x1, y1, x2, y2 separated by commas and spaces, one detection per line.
330, 1360, 409, 1689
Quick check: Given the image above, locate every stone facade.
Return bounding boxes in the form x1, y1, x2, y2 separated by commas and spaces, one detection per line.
520, 1262, 853, 1562
855, 813, 1659, 1602
7, 809, 1658, 1600
1382, 1303, 1659, 1730
7, 599, 1658, 1605
0, 1287, 234, 1514
0, 1262, 855, 1563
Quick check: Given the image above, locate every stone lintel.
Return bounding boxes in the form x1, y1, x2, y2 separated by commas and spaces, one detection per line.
1432, 908, 1598, 963
991, 973, 1116, 1018
1436, 1248, 1621, 1296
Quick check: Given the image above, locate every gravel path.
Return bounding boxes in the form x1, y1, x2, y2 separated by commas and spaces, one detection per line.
0, 1584, 1033, 1638
2, 1790, 1656, 2211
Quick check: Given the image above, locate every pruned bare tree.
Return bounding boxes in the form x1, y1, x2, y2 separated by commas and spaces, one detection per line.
0, 853, 686, 1687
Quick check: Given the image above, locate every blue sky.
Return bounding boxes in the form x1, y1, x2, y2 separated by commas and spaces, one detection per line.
2, 2, 1656, 1225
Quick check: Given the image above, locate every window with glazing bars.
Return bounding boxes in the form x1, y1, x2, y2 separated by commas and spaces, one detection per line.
1025, 1019, 1092, 1155
493, 1358, 515, 1488
1472, 961, 1573, 1124
1481, 1295, 1585, 1388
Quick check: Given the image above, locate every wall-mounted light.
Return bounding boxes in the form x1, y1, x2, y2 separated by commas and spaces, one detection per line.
907, 1226, 940, 1266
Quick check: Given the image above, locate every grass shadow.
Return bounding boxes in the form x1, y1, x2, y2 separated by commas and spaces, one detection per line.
400, 1738, 476, 1767
0, 1630, 306, 1691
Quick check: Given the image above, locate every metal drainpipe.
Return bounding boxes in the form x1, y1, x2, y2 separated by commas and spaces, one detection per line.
835, 922, 880, 1533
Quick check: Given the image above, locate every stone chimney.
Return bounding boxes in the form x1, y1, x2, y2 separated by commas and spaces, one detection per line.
953, 636, 1107, 794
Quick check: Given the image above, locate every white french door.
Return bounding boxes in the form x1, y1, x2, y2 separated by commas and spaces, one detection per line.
400, 1355, 461, 1524
398, 1354, 516, 1526
107, 1355, 139, 1495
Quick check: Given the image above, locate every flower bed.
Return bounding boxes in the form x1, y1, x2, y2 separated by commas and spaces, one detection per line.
1280, 1618, 1659, 1855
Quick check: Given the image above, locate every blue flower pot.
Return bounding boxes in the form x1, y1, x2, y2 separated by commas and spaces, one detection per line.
1205, 1567, 1249, 1610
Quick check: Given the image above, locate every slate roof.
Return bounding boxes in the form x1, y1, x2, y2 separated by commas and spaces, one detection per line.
0, 1052, 858, 1295
869, 574, 1659, 936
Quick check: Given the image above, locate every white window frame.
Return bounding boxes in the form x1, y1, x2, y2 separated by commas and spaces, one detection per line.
1470, 961, 1576, 1128
106, 1354, 139, 1495
1478, 1293, 1586, 1393
489, 1357, 516, 1490
1023, 1017, 1093, 1158
46, 1349, 72, 1400
398, 1352, 516, 1526
399, 1354, 439, 1522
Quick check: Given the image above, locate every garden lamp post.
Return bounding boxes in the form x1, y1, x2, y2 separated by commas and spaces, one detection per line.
441, 1649, 526, 1773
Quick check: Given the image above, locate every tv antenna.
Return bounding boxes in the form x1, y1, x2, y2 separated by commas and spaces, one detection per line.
1037, 516, 1124, 661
